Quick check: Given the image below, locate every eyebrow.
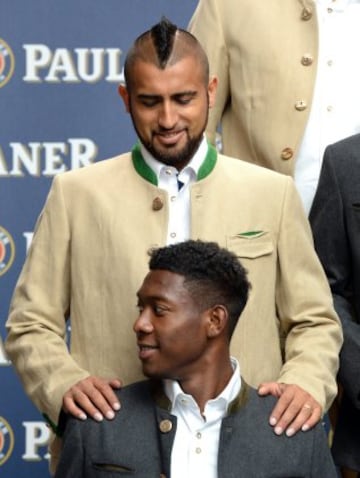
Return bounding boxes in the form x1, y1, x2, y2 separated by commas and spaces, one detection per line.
137, 291, 174, 306
137, 90, 198, 101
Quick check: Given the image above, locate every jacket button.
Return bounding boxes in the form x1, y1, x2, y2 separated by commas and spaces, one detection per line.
301, 7, 313, 20
281, 148, 294, 160
152, 197, 164, 211
159, 419, 173, 433
294, 100, 307, 111
301, 54, 314, 66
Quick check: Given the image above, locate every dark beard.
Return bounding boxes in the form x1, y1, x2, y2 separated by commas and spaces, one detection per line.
129, 95, 209, 170
142, 132, 204, 169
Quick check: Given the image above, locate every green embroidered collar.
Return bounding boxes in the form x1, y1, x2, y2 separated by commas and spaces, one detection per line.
131, 142, 217, 186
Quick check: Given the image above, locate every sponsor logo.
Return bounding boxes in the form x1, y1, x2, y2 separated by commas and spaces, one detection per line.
23, 44, 124, 83
0, 226, 15, 276
0, 138, 98, 177
22, 422, 50, 462
0, 39, 15, 88
0, 417, 15, 466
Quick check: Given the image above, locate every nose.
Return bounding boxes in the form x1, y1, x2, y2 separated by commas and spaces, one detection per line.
133, 308, 154, 335
158, 101, 177, 129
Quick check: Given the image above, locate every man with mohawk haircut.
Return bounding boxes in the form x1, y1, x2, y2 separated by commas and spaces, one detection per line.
6, 18, 341, 474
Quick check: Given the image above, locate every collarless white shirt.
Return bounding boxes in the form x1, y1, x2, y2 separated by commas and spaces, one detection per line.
140, 137, 208, 244
163, 358, 241, 478
294, 0, 360, 214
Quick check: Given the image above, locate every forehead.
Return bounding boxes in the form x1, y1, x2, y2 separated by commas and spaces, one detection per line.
138, 269, 189, 301
129, 56, 206, 95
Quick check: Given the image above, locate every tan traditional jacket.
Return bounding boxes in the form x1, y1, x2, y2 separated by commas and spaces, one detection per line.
6, 146, 341, 432
189, 0, 317, 175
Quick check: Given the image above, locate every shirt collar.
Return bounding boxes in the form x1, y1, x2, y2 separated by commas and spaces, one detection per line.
163, 357, 241, 410
131, 139, 217, 186
140, 135, 209, 182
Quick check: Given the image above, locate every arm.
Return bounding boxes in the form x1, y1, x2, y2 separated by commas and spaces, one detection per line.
260, 177, 342, 434
5, 176, 120, 428
310, 145, 360, 409
188, 0, 229, 145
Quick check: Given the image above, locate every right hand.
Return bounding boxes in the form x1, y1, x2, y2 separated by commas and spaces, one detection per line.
258, 382, 322, 436
62, 376, 122, 421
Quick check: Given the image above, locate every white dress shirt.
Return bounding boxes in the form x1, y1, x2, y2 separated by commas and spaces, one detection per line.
295, 0, 360, 214
140, 137, 208, 244
163, 358, 241, 478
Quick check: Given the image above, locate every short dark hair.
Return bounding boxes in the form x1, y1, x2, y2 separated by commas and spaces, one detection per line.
148, 240, 250, 337
124, 17, 209, 89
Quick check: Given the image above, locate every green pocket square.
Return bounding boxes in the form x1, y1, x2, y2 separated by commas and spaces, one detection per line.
236, 230, 264, 238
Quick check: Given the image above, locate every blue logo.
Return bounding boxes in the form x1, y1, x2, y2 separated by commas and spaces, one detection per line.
0, 226, 15, 276
0, 417, 15, 466
0, 39, 15, 88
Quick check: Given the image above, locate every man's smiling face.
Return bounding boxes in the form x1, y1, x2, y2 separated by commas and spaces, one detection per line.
120, 55, 217, 171
134, 269, 210, 380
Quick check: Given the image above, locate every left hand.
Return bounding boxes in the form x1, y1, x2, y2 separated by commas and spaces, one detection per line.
257, 382, 322, 437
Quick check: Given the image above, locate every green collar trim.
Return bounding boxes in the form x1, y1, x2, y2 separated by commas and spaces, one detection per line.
132, 143, 158, 186
131, 142, 217, 185
197, 143, 217, 180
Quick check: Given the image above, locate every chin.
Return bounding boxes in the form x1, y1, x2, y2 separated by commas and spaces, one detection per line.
143, 368, 165, 380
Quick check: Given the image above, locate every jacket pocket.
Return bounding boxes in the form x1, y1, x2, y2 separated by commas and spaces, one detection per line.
92, 462, 135, 474
226, 232, 273, 259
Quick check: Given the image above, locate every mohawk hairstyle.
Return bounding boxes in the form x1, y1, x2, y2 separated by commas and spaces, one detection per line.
124, 17, 209, 89
124, 17, 210, 89
150, 17, 178, 68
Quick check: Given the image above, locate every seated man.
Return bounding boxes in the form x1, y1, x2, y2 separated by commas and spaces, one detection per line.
55, 240, 337, 478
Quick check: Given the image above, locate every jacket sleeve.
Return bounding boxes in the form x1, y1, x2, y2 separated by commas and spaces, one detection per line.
310, 146, 360, 409
275, 176, 342, 411
188, 0, 229, 146
5, 175, 90, 428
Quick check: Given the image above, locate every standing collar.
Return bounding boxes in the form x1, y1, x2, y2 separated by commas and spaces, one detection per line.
163, 357, 241, 412
131, 137, 217, 186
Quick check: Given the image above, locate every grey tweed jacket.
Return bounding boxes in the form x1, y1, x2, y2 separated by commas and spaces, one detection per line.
55, 380, 337, 478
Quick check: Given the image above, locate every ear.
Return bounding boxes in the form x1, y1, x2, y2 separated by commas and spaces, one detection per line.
207, 75, 218, 109
206, 305, 228, 338
118, 83, 130, 112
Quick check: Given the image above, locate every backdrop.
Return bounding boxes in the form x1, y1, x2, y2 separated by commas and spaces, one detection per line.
0, 1, 198, 476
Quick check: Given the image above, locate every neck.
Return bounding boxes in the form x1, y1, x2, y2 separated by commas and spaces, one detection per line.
177, 353, 234, 413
